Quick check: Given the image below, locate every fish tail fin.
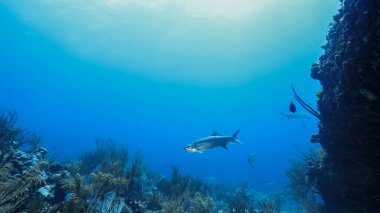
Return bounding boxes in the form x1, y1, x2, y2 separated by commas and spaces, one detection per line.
233, 129, 240, 138
232, 130, 243, 144
279, 112, 290, 119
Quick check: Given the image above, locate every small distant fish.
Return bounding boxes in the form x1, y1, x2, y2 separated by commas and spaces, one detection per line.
264, 181, 276, 186
360, 88, 378, 101
279, 112, 312, 120
289, 101, 296, 113
184, 130, 243, 153
247, 153, 257, 168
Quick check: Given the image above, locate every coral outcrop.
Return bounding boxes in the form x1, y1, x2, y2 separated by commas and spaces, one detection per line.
285, 148, 324, 212
310, 0, 380, 211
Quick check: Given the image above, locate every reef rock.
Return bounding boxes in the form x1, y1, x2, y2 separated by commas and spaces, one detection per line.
13, 147, 47, 172
38, 184, 55, 198
310, 0, 380, 211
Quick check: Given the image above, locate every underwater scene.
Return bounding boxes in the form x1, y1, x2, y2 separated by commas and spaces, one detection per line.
1, 0, 380, 212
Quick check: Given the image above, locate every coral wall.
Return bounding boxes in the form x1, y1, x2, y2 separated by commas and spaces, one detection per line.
310, 0, 380, 211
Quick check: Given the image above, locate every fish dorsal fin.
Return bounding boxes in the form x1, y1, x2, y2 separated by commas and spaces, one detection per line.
211, 130, 223, 136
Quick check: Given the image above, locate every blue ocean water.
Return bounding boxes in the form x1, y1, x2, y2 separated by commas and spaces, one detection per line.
0, 0, 339, 192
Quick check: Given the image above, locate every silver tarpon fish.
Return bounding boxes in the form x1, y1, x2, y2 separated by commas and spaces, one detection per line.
184, 130, 243, 153
279, 112, 312, 120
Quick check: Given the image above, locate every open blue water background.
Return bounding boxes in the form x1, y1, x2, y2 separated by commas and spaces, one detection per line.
0, 1, 339, 192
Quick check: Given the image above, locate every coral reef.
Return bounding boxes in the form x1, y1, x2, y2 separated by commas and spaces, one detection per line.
77, 138, 128, 177
285, 148, 324, 212
1, 110, 335, 212
0, 111, 23, 153
189, 192, 214, 213
0, 111, 49, 212
0, 112, 218, 212
227, 187, 254, 213
309, 0, 380, 211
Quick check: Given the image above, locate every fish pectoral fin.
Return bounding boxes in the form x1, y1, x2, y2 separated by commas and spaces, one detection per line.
222, 144, 228, 150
